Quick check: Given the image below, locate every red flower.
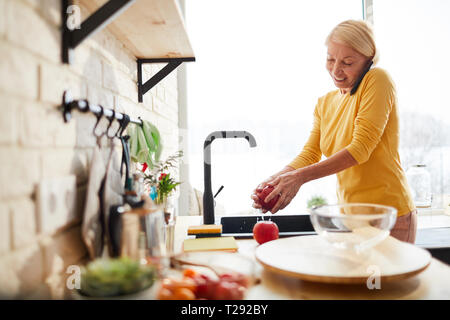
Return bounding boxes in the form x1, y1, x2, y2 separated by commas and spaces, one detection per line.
142, 163, 148, 172
159, 173, 167, 181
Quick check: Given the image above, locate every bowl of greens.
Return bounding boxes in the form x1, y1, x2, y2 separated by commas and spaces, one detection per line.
73, 257, 157, 299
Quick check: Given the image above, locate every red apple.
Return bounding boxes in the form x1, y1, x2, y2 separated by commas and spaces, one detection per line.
256, 185, 280, 211
253, 220, 279, 244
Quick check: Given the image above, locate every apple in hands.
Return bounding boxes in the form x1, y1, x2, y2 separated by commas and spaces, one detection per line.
256, 185, 280, 212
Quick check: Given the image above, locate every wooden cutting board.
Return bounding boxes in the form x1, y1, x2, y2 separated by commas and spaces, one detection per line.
255, 235, 431, 284
183, 237, 238, 253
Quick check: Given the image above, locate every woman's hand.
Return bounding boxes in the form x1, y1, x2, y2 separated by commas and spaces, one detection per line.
251, 166, 296, 213
251, 174, 278, 213
264, 170, 304, 214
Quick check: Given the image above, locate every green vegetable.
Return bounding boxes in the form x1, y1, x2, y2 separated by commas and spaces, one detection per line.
78, 257, 156, 297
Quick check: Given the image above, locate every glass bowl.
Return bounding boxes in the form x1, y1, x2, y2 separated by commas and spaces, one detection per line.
309, 203, 397, 254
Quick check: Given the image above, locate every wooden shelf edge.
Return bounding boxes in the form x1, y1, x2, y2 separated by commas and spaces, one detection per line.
77, 0, 195, 59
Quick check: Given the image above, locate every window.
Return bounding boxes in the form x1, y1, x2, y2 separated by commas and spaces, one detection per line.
185, 0, 362, 215
184, 0, 449, 217
372, 0, 450, 209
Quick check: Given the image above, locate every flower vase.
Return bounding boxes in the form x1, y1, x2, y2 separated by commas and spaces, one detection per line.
163, 197, 175, 225
162, 196, 176, 256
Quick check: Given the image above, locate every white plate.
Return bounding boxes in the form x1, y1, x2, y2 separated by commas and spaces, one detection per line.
255, 235, 431, 284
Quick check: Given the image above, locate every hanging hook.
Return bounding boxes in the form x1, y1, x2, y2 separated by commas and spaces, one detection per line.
92, 105, 104, 138
112, 118, 123, 138
105, 110, 117, 139
115, 114, 130, 138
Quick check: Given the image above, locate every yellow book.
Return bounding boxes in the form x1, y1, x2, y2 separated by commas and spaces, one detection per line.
183, 237, 238, 253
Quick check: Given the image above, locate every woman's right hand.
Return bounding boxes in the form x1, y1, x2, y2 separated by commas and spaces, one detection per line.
251, 166, 295, 213
251, 175, 278, 213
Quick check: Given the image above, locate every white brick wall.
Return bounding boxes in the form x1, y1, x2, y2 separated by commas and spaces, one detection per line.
0, 0, 180, 298
71, 47, 103, 87
0, 42, 39, 100
0, 0, 6, 39
0, 203, 11, 255
0, 147, 40, 198
0, 94, 19, 145
0, 243, 44, 299
22, 0, 61, 26
10, 197, 36, 250
39, 61, 88, 104
5, 0, 60, 63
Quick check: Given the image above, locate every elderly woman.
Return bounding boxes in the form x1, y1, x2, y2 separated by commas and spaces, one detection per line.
251, 20, 417, 243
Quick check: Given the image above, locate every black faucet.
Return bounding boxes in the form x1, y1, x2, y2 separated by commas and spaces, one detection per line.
203, 131, 257, 224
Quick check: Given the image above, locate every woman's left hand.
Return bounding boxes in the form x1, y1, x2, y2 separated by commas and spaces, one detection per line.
264, 170, 304, 213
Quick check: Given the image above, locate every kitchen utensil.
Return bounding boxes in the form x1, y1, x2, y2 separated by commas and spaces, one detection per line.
182, 237, 238, 253
255, 234, 431, 284
102, 144, 124, 257
120, 198, 167, 264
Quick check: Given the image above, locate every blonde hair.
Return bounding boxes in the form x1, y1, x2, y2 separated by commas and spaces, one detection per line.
326, 20, 379, 65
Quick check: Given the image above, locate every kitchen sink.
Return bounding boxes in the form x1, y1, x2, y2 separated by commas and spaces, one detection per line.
219, 214, 316, 239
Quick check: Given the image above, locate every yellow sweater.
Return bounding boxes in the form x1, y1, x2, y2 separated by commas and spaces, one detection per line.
289, 68, 415, 216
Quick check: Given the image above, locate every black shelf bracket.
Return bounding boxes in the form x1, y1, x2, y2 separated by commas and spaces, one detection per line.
62, 0, 136, 63
137, 57, 195, 103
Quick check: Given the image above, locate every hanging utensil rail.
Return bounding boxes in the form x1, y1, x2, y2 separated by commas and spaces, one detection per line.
61, 90, 142, 125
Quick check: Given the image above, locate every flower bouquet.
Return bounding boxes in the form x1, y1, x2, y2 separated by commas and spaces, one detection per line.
141, 150, 183, 211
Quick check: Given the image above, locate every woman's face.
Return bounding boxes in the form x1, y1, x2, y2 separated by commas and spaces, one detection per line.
326, 41, 370, 93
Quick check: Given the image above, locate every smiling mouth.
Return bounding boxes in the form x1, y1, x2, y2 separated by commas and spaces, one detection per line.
333, 76, 346, 82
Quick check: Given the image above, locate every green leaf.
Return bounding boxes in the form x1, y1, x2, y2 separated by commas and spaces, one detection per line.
142, 121, 156, 152
129, 125, 139, 162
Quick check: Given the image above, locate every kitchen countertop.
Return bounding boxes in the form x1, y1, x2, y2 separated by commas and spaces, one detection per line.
418, 213, 450, 229
416, 228, 450, 249
174, 216, 450, 300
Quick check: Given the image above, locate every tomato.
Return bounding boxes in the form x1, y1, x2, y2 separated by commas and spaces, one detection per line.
173, 287, 196, 300
182, 268, 197, 279
161, 277, 197, 293
253, 220, 279, 244
160, 271, 248, 300
193, 274, 217, 299
157, 287, 175, 300
256, 185, 280, 211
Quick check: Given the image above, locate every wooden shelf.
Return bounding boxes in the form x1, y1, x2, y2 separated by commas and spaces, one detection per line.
78, 0, 195, 59
64, 0, 195, 102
